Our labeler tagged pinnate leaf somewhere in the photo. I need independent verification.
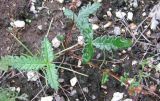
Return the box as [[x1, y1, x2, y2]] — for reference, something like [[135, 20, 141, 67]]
[[93, 36, 132, 51], [45, 64, 59, 90], [63, 8, 77, 21], [82, 42, 94, 63], [0, 55, 45, 71], [78, 2, 101, 18], [41, 37, 54, 63]]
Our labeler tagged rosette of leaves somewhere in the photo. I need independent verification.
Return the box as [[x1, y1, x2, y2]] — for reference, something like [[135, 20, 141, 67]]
[[0, 37, 59, 90], [64, 2, 132, 63]]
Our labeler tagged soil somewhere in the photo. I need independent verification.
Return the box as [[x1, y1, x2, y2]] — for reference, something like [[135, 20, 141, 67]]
[[0, 0, 160, 101]]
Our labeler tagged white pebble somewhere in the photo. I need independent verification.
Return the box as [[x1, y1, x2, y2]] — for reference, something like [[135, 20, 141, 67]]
[[56, 0, 64, 3], [114, 26, 121, 35], [132, 60, 138, 66], [111, 92, 124, 101], [107, 11, 112, 17], [127, 12, 133, 21], [77, 36, 84, 45], [77, 59, 82, 67], [52, 37, 61, 48], [82, 87, 89, 93], [37, 25, 43, 30], [124, 98, 133, 101], [92, 24, 99, 30], [70, 89, 77, 96], [115, 11, 126, 19], [150, 17, 159, 30], [122, 50, 126, 54], [11, 20, 25, 28], [27, 71, 39, 81], [133, 0, 138, 8], [40, 96, 53, 101], [142, 12, 146, 16], [30, 5, 37, 14], [70, 77, 78, 86], [92, 95, 96, 100]]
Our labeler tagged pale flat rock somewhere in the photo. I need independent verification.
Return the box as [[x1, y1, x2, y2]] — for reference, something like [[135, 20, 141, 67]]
[[111, 92, 124, 101], [40, 96, 53, 101]]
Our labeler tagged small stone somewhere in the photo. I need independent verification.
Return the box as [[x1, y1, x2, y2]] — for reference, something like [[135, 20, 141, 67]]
[[127, 47, 132, 51], [92, 24, 99, 30], [146, 30, 151, 37], [52, 37, 61, 48], [96, 53, 101, 59], [151, 17, 159, 30], [127, 12, 133, 21], [78, 36, 84, 45], [111, 92, 124, 101], [91, 95, 96, 100], [93, 0, 103, 3], [107, 11, 112, 17], [27, 71, 39, 81], [122, 50, 126, 54], [115, 11, 126, 19], [124, 98, 133, 101], [101, 85, 107, 89], [132, 60, 138, 66], [70, 89, 77, 96], [142, 12, 146, 16], [73, 0, 81, 7], [11, 20, 25, 28], [97, 0, 103, 2], [129, 23, 137, 30], [121, 28, 126, 33], [82, 87, 89, 93], [103, 21, 112, 28], [40, 96, 53, 101], [112, 64, 116, 67], [70, 77, 78, 86], [30, 4, 37, 14], [37, 25, 43, 30], [132, 0, 138, 8], [58, 78, 64, 83], [77, 59, 82, 67], [56, 0, 64, 3], [114, 26, 121, 35], [16, 87, 21, 93]]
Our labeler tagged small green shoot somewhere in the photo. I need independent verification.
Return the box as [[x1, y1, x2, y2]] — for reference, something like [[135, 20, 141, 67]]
[[64, 2, 132, 63], [0, 37, 59, 90]]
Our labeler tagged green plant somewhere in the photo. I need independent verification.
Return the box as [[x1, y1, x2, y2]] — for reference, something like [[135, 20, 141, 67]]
[[64, 2, 132, 63], [0, 37, 59, 90], [0, 2, 132, 92], [101, 71, 109, 85], [0, 87, 28, 101], [0, 87, 18, 101]]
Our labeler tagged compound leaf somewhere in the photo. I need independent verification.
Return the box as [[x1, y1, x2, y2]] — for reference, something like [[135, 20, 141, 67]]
[[77, 18, 93, 41], [93, 36, 132, 51], [78, 2, 101, 19], [82, 42, 94, 64], [101, 72, 109, 85], [63, 8, 78, 21], [41, 37, 54, 63], [45, 64, 59, 90], [0, 55, 45, 71]]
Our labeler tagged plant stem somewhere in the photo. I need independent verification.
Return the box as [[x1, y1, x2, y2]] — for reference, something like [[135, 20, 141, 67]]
[[55, 43, 79, 56], [9, 32, 33, 56], [57, 66, 88, 77], [46, 17, 54, 37]]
